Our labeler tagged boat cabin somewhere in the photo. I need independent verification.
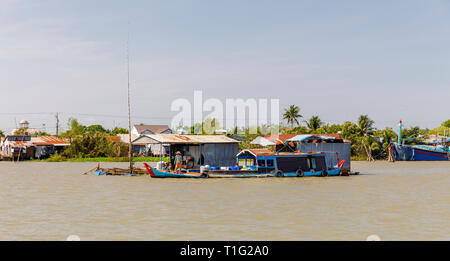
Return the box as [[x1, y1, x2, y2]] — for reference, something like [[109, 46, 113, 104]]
[[236, 149, 330, 177]]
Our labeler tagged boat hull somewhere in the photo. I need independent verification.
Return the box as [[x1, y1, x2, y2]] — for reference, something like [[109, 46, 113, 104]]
[[143, 163, 205, 178], [392, 143, 449, 161], [278, 164, 343, 177]]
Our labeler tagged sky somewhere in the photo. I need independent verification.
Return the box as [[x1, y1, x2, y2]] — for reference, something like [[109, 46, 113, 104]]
[[1, 0, 449, 134]]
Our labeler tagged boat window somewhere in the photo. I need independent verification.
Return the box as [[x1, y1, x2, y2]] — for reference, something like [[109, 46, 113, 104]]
[[275, 156, 310, 173], [266, 159, 274, 167], [257, 159, 266, 166], [314, 156, 327, 171]]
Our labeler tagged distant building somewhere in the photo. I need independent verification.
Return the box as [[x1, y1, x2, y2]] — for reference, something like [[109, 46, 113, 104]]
[[1, 135, 70, 160], [10, 120, 40, 136], [0, 135, 34, 160], [133, 134, 240, 168], [131, 125, 172, 136], [31, 136, 70, 159]]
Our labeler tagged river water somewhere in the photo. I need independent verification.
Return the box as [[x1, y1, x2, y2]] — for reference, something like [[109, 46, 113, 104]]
[[0, 161, 448, 241]]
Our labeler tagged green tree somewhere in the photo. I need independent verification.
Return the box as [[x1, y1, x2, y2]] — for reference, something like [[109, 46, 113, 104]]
[[86, 124, 109, 134], [0, 130, 4, 137], [111, 127, 129, 135], [442, 120, 450, 128], [282, 105, 302, 128], [60, 118, 86, 139], [304, 116, 324, 132]]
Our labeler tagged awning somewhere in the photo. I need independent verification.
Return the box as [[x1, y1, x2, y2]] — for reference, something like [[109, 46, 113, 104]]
[[250, 136, 276, 146], [285, 135, 323, 143]]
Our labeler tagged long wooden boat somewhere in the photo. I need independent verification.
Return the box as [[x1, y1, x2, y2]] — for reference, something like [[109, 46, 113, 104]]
[[143, 163, 206, 178], [84, 165, 148, 176]]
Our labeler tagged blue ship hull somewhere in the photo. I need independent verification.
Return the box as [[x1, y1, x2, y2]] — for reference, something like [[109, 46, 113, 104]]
[[392, 143, 449, 161]]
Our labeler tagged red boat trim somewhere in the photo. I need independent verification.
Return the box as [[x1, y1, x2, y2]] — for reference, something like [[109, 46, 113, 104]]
[[143, 163, 156, 177], [414, 149, 448, 158]]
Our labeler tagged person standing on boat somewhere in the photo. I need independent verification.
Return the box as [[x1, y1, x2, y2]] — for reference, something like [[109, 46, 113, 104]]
[[174, 151, 182, 174]]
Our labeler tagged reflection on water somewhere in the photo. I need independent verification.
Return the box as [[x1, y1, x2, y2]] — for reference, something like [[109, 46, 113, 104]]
[[0, 161, 449, 240]]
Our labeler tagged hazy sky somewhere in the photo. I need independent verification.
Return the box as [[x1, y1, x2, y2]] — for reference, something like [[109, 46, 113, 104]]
[[1, 0, 449, 134]]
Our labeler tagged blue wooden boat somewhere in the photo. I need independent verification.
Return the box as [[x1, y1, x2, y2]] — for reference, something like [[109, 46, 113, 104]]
[[391, 120, 449, 161], [236, 149, 345, 177], [143, 149, 345, 178], [391, 143, 449, 161], [143, 163, 207, 178], [143, 163, 275, 178]]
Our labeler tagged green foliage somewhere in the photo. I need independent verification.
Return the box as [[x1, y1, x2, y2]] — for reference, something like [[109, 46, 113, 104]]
[[0, 129, 4, 137], [304, 116, 324, 132], [45, 152, 65, 162], [61, 134, 128, 158], [39, 132, 52, 136], [285, 126, 309, 134], [111, 127, 129, 135], [86, 124, 109, 134], [60, 118, 86, 138]]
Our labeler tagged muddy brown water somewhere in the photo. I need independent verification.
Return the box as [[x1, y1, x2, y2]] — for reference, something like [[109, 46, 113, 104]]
[[0, 161, 448, 240]]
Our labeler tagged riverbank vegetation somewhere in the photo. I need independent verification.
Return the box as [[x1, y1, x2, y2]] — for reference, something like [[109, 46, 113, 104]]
[[1, 109, 448, 162]]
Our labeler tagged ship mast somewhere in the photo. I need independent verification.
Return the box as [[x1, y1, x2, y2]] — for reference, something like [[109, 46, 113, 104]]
[[127, 34, 133, 174]]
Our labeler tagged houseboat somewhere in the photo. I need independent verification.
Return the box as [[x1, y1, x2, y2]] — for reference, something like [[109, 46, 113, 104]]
[[235, 149, 345, 177], [142, 148, 345, 178]]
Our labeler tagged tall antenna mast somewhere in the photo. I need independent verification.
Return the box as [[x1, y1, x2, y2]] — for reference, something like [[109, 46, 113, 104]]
[[127, 31, 133, 174]]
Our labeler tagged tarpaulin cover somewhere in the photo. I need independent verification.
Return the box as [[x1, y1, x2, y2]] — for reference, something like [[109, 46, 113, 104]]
[[392, 143, 414, 161], [204, 143, 239, 167], [296, 143, 351, 171]]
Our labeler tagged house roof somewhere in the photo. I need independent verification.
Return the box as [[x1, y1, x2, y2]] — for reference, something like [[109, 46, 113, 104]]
[[237, 149, 273, 158], [136, 134, 239, 144], [285, 135, 323, 143], [250, 136, 276, 146], [31, 136, 70, 146], [134, 125, 171, 134], [263, 134, 299, 145], [264, 133, 349, 144]]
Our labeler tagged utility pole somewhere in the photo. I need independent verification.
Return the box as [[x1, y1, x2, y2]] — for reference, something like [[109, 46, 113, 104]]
[[55, 112, 59, 137]]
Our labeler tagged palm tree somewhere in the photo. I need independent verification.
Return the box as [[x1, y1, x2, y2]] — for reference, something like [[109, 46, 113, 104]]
[[283, 105, 302, 128], [356, 115, 375, 136], [304, 116, 324, 132], [356, 115, 376, 161]]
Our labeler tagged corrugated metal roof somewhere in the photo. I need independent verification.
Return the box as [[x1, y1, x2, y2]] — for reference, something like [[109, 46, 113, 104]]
[[264, 133, 350, 144], [250, 136, 276, 146], [141, 134, 239, 144], [263, 134, 298, 145], [285, 135, 323, 142], [31, 136, 70, 146]]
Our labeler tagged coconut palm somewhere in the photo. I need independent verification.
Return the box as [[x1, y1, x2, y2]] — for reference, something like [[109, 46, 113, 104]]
[[304, 116, 324, 132], [356, 115, 375, 136], [282, 105, 302, 128]]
